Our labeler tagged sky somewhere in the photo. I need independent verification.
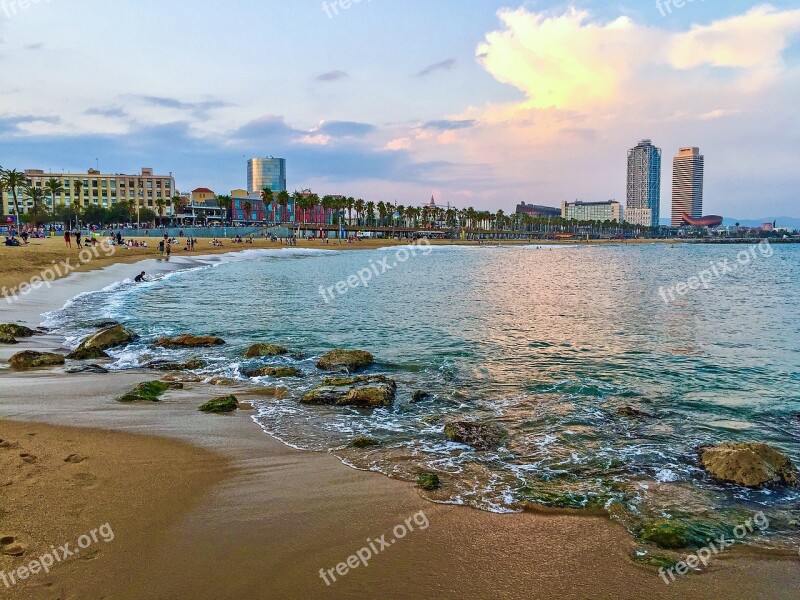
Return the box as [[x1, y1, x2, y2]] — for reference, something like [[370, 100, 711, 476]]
[[0, 0, 798, 219]]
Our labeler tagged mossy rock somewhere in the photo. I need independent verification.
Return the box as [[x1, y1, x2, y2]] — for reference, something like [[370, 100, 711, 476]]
[[149, 359, 207, 371], [66, 347, 110, 360], [700, 442, 798, 488], [301, 376, 396, 408], [639, 520, 690, 550], [350, 436, 379, 449], [443, 421, 507, 451], [0, 324, 36, 338], [0, 333, 18, 344], [316, 349, 374, 372], [9, 351, 65, 370], [632, 551, 680, 570], [118, 381, 183, 403], [244, 366, 302, 378], [243, 343, 289, 358], [411, 390, 432, 403], [74, 324, 137, 353], [199, 395, 239, 413], [155, 335, 225, 348], [417, 472, 441, 490]]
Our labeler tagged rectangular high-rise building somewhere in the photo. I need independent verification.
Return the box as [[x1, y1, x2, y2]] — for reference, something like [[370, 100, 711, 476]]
[[247, 157, 287, 195], [626, 139, 661, 227], [671, 147, 704, 227]]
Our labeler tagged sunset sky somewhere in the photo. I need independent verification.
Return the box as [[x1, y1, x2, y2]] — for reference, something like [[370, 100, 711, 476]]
[[1, 0, 798, 219]]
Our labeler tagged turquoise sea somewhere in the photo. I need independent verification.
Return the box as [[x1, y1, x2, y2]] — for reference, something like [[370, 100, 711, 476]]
[[45, 243, 800, 550]]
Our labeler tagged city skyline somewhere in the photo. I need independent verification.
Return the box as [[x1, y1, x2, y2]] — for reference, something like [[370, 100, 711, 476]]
[[0, 1, 798, 218]]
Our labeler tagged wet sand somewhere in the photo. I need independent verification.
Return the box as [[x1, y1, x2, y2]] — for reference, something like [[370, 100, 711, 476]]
[[0, 249, 798, 599]]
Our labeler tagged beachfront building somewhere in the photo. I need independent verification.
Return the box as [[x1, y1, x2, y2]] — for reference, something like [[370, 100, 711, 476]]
[[671, 147, 704, 227], [515, 202, 561, 219], [1, 167, 176, 216], [230, 190, 296, 224], [247, 157, 287, 195], [626, 139, 661, 227], [561, 200, 624, 223]]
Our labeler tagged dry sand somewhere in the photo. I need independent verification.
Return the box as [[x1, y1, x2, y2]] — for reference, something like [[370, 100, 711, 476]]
[[0, 241, 797, 599]]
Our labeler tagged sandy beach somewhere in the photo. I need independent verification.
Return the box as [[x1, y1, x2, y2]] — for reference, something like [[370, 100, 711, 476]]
[[0, 246, 798, 599]]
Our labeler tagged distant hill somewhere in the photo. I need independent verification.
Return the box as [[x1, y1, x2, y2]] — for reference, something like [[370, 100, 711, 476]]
[[659, 217, 800, 229]]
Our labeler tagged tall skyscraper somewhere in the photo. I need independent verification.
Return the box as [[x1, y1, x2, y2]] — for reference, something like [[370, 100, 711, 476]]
[[671, 147, 704, 227], [626, 139, 661, 228], [247, 157, 287, 195]]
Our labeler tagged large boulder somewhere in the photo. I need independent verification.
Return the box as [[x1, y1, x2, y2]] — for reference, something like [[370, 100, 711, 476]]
[[9, 351, 65, 370], [244, 366, 303, 378], [198, 395, 239, 413], [243, 343, 289, 358], [155, 335, 225, 348], [66, 347, 110, 360], [443, 421, 507, 451], [73, 324, 136, 354], [700, 442, 798, 488], [301, 375, 396, 408], [316, 349, 374, 372], [148, 359, 207, 371], [118, 381, 183, 403], [0, 324, 36, 338]]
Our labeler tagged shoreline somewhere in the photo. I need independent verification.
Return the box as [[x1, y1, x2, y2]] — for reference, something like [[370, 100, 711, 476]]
[[1, 244, 799, 598]]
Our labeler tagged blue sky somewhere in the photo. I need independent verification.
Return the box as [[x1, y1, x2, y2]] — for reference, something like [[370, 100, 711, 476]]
[[0, 0, 798, 219]]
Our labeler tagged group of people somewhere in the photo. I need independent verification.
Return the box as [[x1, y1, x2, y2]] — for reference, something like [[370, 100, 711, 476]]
[[230, 236, 254, 245]]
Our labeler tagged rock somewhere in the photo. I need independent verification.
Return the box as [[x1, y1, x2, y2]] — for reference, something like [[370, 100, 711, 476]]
[[8, 351, 65, 370], [243, 343, 289, 358], [148, 359, 207, 371], [417, 472, 441, 490], [639, 520, 690, 550], [66, 347, 110, 360], [443, 421, 507, 451], [249, 386, 288, 398], [350, 436, 379, 448], [74, 324, 137, 354], [155, 335, 225, 348], [0, 324, 36, 338], [301, 375, 396, 408], [617, 406, 653, 419], [198, 395, 239, 413], [118, 381, 183, 403], [700, 442, 798, 488], [66, 364, 110, 374], [244, 366, 303, 378], [0, 333, 18, 344], [316, 349, 374, 372], [92, 320, 120, 329], [411, 390, 432, 403], [206, 377, 236, 386]]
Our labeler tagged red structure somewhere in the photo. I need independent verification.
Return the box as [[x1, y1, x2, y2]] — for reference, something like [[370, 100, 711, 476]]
[[681, 213, 723, 227]]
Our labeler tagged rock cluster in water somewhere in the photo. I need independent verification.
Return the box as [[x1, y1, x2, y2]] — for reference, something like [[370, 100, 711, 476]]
[[302, 375, 396, 408], [316, 349, 374, 372], [443, 421, 507, 451], [155, 335, 226, 348]]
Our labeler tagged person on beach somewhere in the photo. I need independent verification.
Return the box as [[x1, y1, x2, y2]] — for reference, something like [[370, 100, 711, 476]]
[[64, 230, 71, 248], [166, 242, 172, 258], [158, 240, 165, 256], [134, 271, 146, 282], [75, 230, 82, 248]]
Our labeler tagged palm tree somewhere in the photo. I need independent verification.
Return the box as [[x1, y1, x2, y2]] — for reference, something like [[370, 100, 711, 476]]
[[243, 201, 252, 224], [354, 199, 365, 226], [155, 198, 166, 226], [276, 190, 290, 224], [260, 187, 273, 224], [25, 185, 47, 225], [366, 201, 376, 227], [44, 177, 65, 215], [72, 179, 83, 228], [0, 168, 28, 225], [216, 195, 233, 225], [307, 193, 320, 225]]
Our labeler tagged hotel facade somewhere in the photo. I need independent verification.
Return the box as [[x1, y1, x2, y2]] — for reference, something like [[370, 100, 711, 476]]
[[247, 157, 287, 195], [626, 139, 661, 228], [1, 167, 176, 216], [671, 147, 704, 227], [562, 200, 624, 223]]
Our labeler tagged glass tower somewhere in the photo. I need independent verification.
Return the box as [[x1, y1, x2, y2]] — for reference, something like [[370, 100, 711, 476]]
[[626, 139, 661, 228], [247, 157, 287, 194]]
